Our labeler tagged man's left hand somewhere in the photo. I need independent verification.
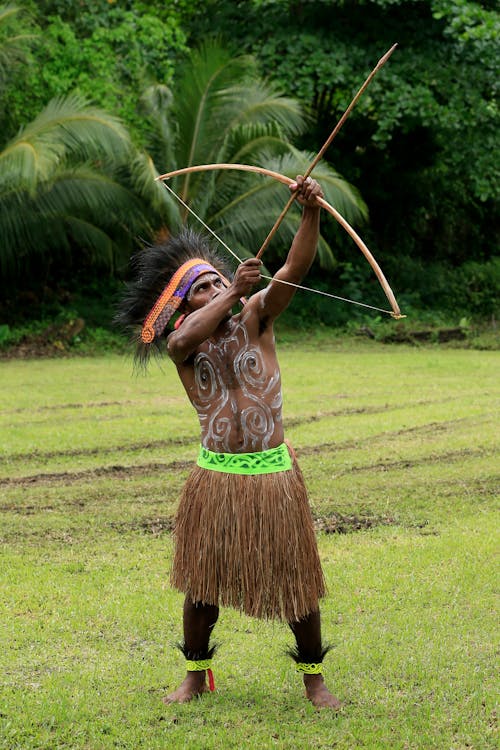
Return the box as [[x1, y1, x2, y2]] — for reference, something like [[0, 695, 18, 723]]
[[289, 175, 324, 206]]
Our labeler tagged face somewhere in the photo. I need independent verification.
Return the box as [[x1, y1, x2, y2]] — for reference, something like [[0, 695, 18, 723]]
[[185, 272, 225, 312]]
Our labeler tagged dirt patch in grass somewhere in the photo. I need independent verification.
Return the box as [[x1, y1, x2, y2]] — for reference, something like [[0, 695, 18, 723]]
[[315, 513, 397, 533], [299, 418, 471, 456], [302, 445, 490, 474], [6, 437, 196, 464], [4, 414, 471, 467], [112, 513, 396, 537], [0, 460, 192, 487], [0, 503, 57, 514], [1, 399, 136, 415], [2, 445, 492, 489], [110, 516, 175, 536], [285, 394, 472, 429], [343, 447, 489, 475]]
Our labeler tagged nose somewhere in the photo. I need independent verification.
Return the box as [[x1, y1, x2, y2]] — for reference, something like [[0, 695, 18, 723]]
[[210, 283, 221, 299]]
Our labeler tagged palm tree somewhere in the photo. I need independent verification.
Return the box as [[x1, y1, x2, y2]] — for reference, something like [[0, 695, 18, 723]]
[[0, 93, 161, 280], [0, 3, 34, 94], [141, 40, 367, 270], [0, 4, 169, 284], [0, 23, 366, 289]]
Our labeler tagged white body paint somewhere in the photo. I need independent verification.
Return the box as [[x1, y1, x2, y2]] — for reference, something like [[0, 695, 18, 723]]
[[191, 318, 282, 452]]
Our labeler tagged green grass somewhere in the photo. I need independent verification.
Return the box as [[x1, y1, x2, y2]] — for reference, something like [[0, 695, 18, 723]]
[[0, 339, 498, 749]]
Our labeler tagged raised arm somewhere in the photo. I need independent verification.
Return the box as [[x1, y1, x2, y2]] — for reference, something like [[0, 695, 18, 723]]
[[256, 175, 323, 321]]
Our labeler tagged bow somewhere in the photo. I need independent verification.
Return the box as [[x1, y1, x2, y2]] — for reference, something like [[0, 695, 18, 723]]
[[156, 162, 404, 319], [155, 44, 404, 318]]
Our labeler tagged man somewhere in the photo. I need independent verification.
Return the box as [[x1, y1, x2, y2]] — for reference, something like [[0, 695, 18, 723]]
[[117, 175, 340, 709]]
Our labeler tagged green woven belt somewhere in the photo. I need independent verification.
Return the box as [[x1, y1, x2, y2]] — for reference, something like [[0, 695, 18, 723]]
[[197, 443, 292, 475]]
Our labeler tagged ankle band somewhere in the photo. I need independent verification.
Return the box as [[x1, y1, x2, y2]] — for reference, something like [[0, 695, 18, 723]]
[[185, 659, 215, 691], [185, 659, 212, 671], [295, 662, 323, 674]]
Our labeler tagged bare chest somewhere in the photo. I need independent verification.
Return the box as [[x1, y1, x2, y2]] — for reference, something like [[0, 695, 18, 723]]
[[185, 320, 283, 452], [193, 321, 279, 398]]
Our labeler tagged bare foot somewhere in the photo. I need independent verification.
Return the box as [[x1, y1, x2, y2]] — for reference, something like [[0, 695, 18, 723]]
[[303, 674, 342, 710], [162, 672, 209, 704]]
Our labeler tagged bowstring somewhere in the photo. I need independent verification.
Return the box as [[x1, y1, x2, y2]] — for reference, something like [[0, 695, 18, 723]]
[[160, 180, 394, 317]]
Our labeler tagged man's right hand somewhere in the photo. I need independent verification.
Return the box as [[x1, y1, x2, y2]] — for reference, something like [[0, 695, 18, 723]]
[[231, 258, 262, 297]]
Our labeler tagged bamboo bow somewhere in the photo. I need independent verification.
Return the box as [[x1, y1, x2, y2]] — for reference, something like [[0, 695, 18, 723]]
[[156, 162, 404, 319], [156, 44, 405, 319]]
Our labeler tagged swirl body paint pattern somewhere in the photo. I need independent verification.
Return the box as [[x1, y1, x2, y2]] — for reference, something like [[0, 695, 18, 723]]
[[192, 319, 282, 453]]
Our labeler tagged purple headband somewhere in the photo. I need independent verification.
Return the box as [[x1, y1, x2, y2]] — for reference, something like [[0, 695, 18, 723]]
[[141, 259, 230, 343]]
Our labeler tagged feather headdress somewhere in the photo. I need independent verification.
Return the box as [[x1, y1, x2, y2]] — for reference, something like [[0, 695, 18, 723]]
[[115, 229, 233, 368]]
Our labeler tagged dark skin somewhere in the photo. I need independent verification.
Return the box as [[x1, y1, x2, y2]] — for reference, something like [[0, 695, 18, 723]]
[[164, 176, 341, 710]]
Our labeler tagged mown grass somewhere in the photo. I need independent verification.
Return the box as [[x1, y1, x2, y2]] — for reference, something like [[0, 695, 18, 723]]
[[0, 339, 498, 749]]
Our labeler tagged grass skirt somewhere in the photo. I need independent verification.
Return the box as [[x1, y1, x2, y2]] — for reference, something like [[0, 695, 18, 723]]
[[171, 450, 325, 621]]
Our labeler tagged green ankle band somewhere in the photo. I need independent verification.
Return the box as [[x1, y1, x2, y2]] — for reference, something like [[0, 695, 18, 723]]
[[185, 658, 216, 692], [296, 662, 323, 674], [185, 659, 212, 672]]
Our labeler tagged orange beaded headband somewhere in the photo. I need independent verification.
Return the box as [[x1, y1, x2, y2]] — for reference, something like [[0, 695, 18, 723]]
[[141, 258, 230, 343]]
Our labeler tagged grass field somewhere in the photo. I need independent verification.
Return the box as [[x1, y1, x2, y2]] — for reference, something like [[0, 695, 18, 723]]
[[0, 339, 498, 749]]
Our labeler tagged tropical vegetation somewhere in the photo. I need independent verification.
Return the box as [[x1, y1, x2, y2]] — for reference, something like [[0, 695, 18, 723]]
[[0, 0, 498, 336], [0, 5, 364, 300]]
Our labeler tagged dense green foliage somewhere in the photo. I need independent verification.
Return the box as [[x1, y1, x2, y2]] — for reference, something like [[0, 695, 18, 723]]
[[2, 1, 188, 138], [0, 0, 498, 329], [188, 0, 499, 316], [142, 40, 366, 268], [0, 92, 146, 274], [0, 3, 172, 293], [0, 8, 364, 321]]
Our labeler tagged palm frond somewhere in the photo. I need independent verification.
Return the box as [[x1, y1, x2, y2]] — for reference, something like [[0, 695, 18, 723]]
[[129, 151, 182, 231], [173, 41, 258, 187], [273, 148, 368, 224], [0, 3, 21, 24], [0, 31, 35, 81], [37, 169, 141, 223], [217, 81, 305, 141], [140, 84, 176, 168], [0, 167, 148, 274], [63, 216, 115, 268], [218, 122, 294, 165], [193, 149, 366, 270], [0, 94, 132, 187], [0, 139, 42, 194], [0, 4, 36, 93]]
